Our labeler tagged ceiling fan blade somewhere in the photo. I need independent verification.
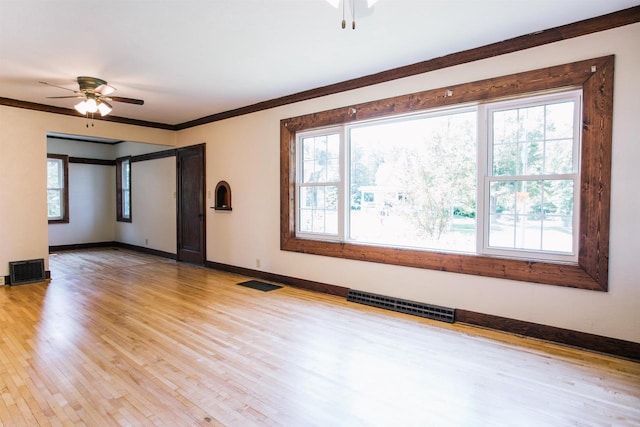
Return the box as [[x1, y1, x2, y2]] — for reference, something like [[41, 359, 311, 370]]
[[95, 83, 116, 96], [108, 96, 144, 105], [47, 95, 83, 99], [39, 81, 79, 93]]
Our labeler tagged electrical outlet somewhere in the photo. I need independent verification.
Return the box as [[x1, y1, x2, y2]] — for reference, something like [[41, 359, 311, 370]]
[[145, 238, 149, 246], [0, 276, 5, 286], [256, 259, 261, 268]]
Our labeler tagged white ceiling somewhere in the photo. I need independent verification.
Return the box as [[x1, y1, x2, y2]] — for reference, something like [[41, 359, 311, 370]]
[[0, 0, 636, 126]]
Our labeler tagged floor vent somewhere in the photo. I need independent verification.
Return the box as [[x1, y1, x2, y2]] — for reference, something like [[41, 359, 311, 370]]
[[347, 290, 455, 323], [9, 259, 45, 285]]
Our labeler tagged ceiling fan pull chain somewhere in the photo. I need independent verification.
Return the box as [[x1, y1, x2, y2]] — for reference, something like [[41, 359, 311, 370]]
[[352, 0, 356, 29], [341, 0, 346, 28]]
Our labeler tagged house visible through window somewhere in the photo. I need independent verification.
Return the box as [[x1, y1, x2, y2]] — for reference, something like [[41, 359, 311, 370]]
[[116, 157, 131, 222], [47, 154, 69, 223]]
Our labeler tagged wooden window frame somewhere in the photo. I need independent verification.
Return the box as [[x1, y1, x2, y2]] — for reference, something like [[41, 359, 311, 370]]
[[116, 156, 132, 223], [280, 56, 613, 291], [47, 154, 69, 224]]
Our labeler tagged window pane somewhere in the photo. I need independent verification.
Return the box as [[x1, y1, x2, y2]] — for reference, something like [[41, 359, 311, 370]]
[[493, 110, 519, 145], [488, 179, 573, 254], [123, 189, 131, 218], [488, 181, 515, 248], [544, 101, 576, 174], [117, 158, 132, 221], [521, 105, 545, 144], [299, 185, 338, 235], [490, 181, 545, 250], [492, 100, 575, 177], [47, 157, 64, 220], [122, 160, 131, 190], [544, 139, 573, 174], [350, 110, 477, 252], [492, 107, 545, 176], [545, 101, 575, 140], [47, 189, 61, 218], [301, 134, 340, 183], [492, 142, 517, 176], [488, 94, 577, 258], [541, 180, 574, 253], [47, 159, 61, 187]]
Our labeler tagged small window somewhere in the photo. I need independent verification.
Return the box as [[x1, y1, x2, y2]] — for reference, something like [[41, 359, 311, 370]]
[[47, 154, 69, 223], [116, 157, 131, 222]]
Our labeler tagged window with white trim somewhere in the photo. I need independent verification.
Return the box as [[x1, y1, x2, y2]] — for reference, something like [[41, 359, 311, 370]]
[[297, 130, 341, 237], [483, 91, 581, 262], [295, 90, 581, 262]]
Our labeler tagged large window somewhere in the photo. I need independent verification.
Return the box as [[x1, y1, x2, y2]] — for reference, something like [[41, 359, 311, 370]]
[[295, 91, 580, 263], [281, 57, 613, 291], [116, 157, 131, 222], [47, 154, 69, 223]]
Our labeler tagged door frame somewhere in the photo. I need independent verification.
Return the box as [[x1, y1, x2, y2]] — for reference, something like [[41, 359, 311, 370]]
[[176, 143, 206, 264]]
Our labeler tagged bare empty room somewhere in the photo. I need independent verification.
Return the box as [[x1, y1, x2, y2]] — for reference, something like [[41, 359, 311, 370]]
[[1, 1, 639, 425]]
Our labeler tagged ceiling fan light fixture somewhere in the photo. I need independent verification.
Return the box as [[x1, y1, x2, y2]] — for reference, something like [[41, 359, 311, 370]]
[[43, 76, 143, 119], [97, 100, 112, 116], [74, 100, 89, 115], [85, 97, 98, 113]]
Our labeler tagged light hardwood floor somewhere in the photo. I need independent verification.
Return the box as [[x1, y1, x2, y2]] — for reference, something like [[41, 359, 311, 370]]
[[1, 248, 638, 426]]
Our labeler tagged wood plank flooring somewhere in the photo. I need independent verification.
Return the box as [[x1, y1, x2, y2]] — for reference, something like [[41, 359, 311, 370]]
[[1, 248, 638, 426]]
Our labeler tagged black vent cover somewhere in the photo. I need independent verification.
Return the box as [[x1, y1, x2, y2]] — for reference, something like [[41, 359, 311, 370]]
[[347, 290, 455, 323], [9, 259, 45, 285]]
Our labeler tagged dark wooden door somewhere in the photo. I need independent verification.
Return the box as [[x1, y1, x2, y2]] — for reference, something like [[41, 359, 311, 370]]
[[176, 144, 205, 264]]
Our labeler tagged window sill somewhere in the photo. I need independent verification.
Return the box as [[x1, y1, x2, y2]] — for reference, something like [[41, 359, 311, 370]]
[[281, 236, 604, 291], [48, 219, 69, 224]]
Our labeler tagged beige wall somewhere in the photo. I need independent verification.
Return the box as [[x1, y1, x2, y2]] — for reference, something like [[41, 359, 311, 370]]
[[115, 157, 177, 253], [47, 138, 117, 246], [178, 23, 640, 343], [1, 24, 638, 343], [0, 108, 175, 273]]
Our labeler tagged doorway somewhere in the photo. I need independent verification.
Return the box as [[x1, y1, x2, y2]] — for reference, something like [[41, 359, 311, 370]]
[[176, 144, 206, 264]]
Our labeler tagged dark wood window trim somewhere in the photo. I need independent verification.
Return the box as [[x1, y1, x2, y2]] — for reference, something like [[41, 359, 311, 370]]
[[281, 56, 613, 291], [47, 154, 69, 224], [116, 156, 132, 223]]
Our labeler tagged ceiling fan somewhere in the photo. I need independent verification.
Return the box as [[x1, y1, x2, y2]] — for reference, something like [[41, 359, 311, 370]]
[[40, 76, 144, 117]]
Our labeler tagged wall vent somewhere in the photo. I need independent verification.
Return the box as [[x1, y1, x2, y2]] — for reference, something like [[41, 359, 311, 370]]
[[347, 290, 455, 323], [9, 259, 45, 285]]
